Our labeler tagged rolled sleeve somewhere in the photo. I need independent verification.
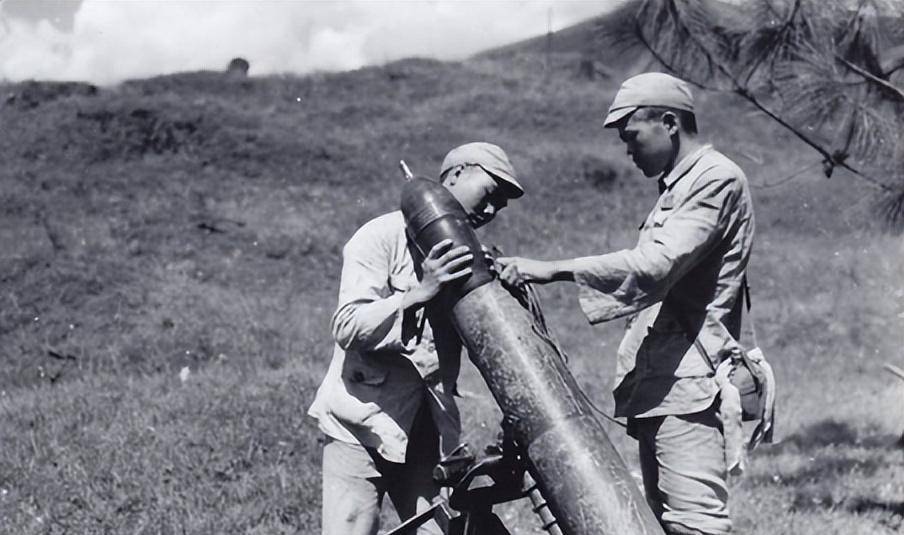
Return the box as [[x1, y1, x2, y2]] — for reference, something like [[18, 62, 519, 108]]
[[575, 173, 740, 323], [330, 228, 421, 353]]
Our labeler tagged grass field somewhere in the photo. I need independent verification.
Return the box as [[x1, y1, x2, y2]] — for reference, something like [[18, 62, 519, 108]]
[[1, 36, 902, 534]]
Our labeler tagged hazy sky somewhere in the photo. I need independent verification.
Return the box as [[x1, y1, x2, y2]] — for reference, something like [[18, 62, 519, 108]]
[[0, 0, 617, 85]]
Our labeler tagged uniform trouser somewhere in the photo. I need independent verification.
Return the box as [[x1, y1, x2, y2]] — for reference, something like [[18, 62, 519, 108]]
[[630, 403, 732, 535], [321, 405, 442, 535]]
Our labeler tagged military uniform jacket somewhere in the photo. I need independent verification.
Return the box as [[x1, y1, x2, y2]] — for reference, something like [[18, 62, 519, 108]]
[[571, 145, 755, 418], [308, 211, 461, 463]]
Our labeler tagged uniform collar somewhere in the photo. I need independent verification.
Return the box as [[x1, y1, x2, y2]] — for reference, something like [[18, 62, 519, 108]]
[[658, 144, 713, 193]]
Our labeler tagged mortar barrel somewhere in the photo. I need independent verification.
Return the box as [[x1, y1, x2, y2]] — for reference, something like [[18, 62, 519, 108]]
[[401, 178, 663, 534]]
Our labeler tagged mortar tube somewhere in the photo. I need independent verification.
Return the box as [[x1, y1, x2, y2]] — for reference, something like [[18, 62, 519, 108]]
[[401, 178, 663, 535]]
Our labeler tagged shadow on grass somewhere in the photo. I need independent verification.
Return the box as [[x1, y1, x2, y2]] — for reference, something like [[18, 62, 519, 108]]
[[847, 498, 904, 533], [763, 418, 900, 452], [787, 495, 904, 531], [849, 499, 904, 532], [748, 419, 897, 487], [754, 456, 883, 488], [744, 419, 904, 530], [849, 498, 904, 517]]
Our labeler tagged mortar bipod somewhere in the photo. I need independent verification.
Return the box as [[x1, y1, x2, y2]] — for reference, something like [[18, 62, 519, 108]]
[[384, 416, 563, 535]]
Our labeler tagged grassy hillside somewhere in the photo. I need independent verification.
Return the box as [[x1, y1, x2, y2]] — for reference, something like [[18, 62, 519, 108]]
[[1, 40, 902, 535]]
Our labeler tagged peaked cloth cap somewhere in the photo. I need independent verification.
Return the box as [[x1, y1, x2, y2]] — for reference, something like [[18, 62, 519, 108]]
[[604, 72, 695, 127], [440, 142, 524, 198]]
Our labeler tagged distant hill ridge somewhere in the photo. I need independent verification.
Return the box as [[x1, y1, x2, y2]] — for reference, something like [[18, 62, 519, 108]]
[[478, 0, 904, 80], [475, 8, 654, 77]]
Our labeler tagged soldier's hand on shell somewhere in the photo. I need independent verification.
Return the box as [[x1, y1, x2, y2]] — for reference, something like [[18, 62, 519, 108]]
[[417, 239, 473, 301]]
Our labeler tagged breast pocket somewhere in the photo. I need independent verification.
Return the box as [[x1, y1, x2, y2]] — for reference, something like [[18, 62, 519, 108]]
[[651, 193, 675, 228], [652, 206, 673, 228]]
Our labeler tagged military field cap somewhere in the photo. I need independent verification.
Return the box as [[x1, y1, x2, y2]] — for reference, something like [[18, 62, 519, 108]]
[[603, 72, 695, 128], [440, 142, 524, 198]]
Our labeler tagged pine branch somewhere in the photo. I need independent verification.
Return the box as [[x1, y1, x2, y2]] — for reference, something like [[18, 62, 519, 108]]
[[836, 54, 904, 100], [741, 0, 802, 87], [633, 0, 897, 192], [631, 13, 719, 91]]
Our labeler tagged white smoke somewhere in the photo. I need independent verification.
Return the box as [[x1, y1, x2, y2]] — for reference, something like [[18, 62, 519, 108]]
[[0, 0, 614, 85]]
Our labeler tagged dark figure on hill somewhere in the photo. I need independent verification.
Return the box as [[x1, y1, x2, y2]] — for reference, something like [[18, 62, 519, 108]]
[[497, 72, 757, 535], [308, 142, 523, 535]]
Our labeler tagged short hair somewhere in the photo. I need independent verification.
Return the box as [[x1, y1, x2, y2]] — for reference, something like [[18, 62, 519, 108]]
[[632, 106, 698, 135]]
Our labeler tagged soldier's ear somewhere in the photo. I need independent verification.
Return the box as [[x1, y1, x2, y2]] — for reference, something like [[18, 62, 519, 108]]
[[661, 111, 679, 135], [443, 165, 464, 186]]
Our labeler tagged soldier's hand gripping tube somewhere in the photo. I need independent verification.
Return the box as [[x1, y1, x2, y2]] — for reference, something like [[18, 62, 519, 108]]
[[401, 178, 664, 535], [401, 177, 494, 304]]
